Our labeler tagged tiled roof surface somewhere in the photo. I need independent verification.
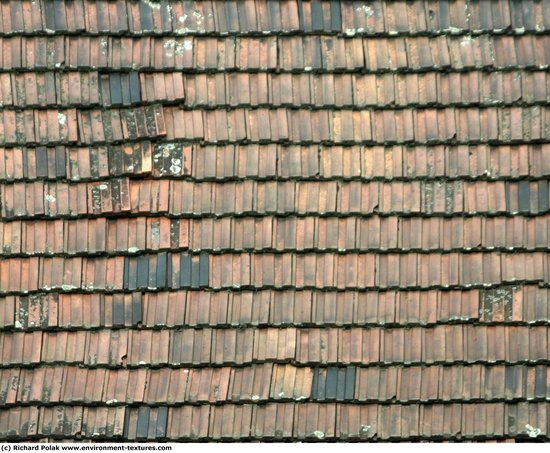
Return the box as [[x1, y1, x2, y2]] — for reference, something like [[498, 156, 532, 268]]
[[1, 0, 550, 442]]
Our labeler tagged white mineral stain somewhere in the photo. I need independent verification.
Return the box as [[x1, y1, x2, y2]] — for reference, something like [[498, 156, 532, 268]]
[[356, 5, 374, 16], [525, 424, 542, 438], [142, 0, 161, 9]]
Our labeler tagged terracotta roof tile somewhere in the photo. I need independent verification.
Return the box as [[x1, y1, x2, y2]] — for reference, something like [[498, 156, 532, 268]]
[[2, 0, 550, 442]]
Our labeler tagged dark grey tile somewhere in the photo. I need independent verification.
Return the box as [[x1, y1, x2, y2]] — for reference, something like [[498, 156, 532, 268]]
[[136, 254, 149, 289], [330, 0, 342, 31], [180, 254, 192, 287], [129, 72, 141, 104], [199, 253, 209, 287], [112, 294, 125, 326], [156, 252, 168, 289], [311, 0, 324, 31], [538, 181, 549, 212], [518, 181, 531, 213], [136, 407, 150, 439], [109, 73, 123, 106], [156, 407, 168, 438]]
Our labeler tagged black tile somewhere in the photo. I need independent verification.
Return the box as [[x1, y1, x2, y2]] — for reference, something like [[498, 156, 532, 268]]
[[336, 367, 347, 400], [126, 257, 137, 291], [535, 366, 547, 398], [129, 72, 141, 104], [109, 73, 123, 106], [123, 259, 132, 294], [330, 0, 342, 32], [438, 0, 450, 29], [156, 407, 168, 438], [344, 366, 356, 400], [35, 147, 49, 178], [518, 181, 531, 213], [131, 293, 142, 325], [137, 255, 149, 289], [55, 146, 66, 178], [156, 252, 168, 289], [43, 0, 56, 30], [180, 254, 192, 287], [224, 0, 239, 31], [538, 181, 549, 212], [297, 0, 305, 31], [139, 1, 154, 31], [325, 367, 338, 399], [166, 253, 173, 288], [136, 407, 150, 439], [199, 253, 209, 287], [311, 0, 324, 31], [53, 0, 67, 30], [112, 294, 125, 326]]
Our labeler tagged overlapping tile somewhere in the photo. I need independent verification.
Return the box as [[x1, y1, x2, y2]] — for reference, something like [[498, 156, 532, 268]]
[[1, 0, 550, 443]]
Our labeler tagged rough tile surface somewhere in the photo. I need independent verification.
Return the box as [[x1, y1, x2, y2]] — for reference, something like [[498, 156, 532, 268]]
[[1, 0, 550, 442]]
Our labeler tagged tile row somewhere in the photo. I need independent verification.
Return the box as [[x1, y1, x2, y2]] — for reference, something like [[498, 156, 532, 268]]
[[1, 106, 548, 146], [0, 72, 187, 108], [2, 402, 550, 441], [126, 402, 550, 440], [4, 178, 550, 219], [0, 405, 124, 440], [3, 285, 539, 330], [3, 284, 549, 329], [2, 324, 550, 366], [0, 142, 155, 181], [0, 106, 166, 146], [0, 253, 207, 293], [1, 35, 549, 71], [2, 363, 550, 407], [0, 251, 548, 294], [4, 143, 550, 183], [181, 70, 550, 108], [1, 0, 548, 36], [4, 70, 550, 109], [162, 106, 550, 144], [4, 214, 550, 257]]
